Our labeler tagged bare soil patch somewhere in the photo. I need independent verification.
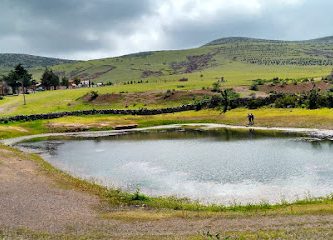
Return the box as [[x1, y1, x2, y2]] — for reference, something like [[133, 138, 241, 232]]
[[259, 81, 332, 94], [85, 90, 216, 107], [0, 146, 101, 233]]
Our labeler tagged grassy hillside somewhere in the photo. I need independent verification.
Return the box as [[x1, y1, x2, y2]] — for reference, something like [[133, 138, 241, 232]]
[[1, 36, 333, 117], [46, 36, 333, 84], [0, 53, 77, 77], [2, 37, 333, 86]]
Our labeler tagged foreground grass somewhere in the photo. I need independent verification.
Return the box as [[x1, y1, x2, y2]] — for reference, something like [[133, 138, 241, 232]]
[[1, 108, 333, 140], [2, 227, 333, 240]]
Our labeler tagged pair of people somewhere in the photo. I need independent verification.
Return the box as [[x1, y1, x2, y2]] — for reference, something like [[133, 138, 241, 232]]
[[247, 113, 255, 125]]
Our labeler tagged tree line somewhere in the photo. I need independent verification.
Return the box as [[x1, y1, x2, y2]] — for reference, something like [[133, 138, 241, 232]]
[[0, 64, 76, 95]]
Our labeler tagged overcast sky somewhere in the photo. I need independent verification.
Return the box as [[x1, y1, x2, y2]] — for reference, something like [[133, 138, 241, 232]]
[[0, 0, 332, 60]]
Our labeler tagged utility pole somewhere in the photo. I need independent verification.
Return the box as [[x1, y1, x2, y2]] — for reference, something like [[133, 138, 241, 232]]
[[18, 79, 26, 105]]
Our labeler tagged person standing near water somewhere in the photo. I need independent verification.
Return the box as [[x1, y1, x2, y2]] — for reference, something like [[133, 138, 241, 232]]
[[247, 113, 255, 125], [250, 113, 255, 125]]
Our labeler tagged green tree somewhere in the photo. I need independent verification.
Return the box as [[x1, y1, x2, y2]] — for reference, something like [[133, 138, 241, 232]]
[[221, 89, 230, 113], [3, 64, 32, 94], [73, 77, 81, 85], [220, 88, 239, 113], [308, 89, 319, 109], [61, 76, 69, 88], [41, 68, 60, 90]]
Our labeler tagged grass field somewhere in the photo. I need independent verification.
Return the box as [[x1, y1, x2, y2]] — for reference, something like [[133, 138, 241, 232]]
[[2, 37, 333, 86], [2, 36, 333, 118], [1, 108, 333, 140]]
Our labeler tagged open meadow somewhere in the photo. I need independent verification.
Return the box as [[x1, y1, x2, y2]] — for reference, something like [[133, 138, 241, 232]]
[[2, 31, 333, 239]]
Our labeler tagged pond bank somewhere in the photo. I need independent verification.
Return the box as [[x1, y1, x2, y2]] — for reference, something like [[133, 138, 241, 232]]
[[2, 123, 333, 146], [2, 133, 333, 239]]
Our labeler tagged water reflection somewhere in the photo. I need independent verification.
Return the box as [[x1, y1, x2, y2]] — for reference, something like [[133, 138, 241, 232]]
[[18, 129, 333, 205]]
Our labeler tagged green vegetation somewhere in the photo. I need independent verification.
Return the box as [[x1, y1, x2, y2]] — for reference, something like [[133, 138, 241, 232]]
[[40, 68, 60, 90], [0, 53, 75, 68], [2, 36, 333, 240], [2, 37, 333, 87], [2, 108, 333, 140], [2, 64, 32, 94], [1, 37, 333, 118], [2, 227, 333, 239]]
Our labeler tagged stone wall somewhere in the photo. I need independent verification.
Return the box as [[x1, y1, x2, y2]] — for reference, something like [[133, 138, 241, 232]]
[[0, 95, 283, 123]]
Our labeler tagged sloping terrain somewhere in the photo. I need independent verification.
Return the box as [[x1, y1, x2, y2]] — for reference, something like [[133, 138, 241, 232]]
[[48, 36, 333, 84], [0, 53, 77, 78], [1, 37, 333, 85], [0, 53, 75, 68]]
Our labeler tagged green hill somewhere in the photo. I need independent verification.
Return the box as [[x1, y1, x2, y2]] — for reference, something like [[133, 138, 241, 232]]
[[0, 53, 77, 77], [0, 53, 76, 68], [49, 36, 333, 84], [1, 36, 333, 117], [1, 36, 333, 85]]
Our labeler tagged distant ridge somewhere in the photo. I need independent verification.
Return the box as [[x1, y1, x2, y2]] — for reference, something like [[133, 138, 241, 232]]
[[1, 35, 333, 83], [0, 53, 77, 68], [204, 36, 333, 46]]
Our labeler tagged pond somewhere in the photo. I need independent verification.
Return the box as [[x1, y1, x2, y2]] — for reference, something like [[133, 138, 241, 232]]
[[18, 129, 333, 205]]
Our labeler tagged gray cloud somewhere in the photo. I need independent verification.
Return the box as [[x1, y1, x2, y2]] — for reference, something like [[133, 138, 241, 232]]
[[0, 0, 332, 60]]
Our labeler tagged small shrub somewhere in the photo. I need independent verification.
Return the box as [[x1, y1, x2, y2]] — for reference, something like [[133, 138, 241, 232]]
[[249, 84, 258, 91], [106, 81, 113, 86], [275, 95, 298, 108], [178, 77, 188, 82], [209, 95, 222, 108], [131, 188, 149, 201], [253, 79, 265, 85], [211, 81, 221, 92], [308, 89, 319, 109], [164, 89, 173, 99], [88, 91, 99, 101]]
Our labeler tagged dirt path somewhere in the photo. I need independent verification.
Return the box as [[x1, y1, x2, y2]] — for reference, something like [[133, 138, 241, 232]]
[[1, 129, 333, 238], [0, 147, 103, 233]]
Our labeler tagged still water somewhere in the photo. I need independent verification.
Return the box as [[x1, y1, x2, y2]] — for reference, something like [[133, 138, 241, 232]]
[[18, 129, 333, 205]]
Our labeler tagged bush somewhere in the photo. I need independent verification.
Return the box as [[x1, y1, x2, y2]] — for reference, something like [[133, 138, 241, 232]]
[[253, 79, 265, 85], [88, 91, 99, 101], [327, 94, 333, 108], [194, 96, 210, 110], [164, 89, 173, 99], [208, 95, 222, 108], [308, 89, 319, 109], [250, 84, 258, 91], [275, 95, 298, 108], [211, 81, 221, 92], [131, 188, 149, 201]]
